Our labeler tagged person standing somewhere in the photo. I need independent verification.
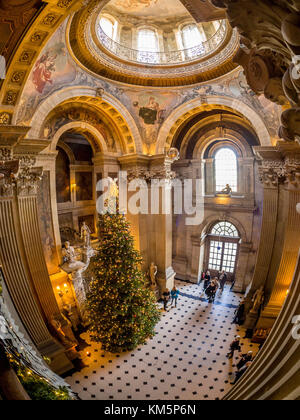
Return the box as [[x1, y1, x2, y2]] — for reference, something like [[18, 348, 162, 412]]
[[205, 278, 219, 303], [232, 300, 246, 325], [203, 270, 211, 290], [219, 270, 227, 292], [171, 286, 179, 308], [227, 336, 242, 359], [162, 288, 170, 312]]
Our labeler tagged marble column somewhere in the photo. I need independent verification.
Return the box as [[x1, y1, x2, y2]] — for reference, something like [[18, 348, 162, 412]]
[[256, 150, 300, 329], [243, 148, 282, 326], [0, 138, 73, 374], [224, 248, 300, 400], [233, 242, 253, 293], [204, 158, 214, 195], [119, 154, 176, 296]]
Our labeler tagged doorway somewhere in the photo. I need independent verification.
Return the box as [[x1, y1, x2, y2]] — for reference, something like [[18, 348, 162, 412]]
[[207, 221, 240, 282]]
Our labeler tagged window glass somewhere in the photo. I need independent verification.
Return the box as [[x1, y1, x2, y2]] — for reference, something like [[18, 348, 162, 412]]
[[211, 221, 239, 237], [215, 148, 238, 192], [137, 28, 159, 52], [182, 24, 203, 49], [100, 17, 114, 38]]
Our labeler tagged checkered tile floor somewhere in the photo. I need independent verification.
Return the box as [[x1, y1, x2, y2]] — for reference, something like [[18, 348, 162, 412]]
[[65, 280, 259, 400]]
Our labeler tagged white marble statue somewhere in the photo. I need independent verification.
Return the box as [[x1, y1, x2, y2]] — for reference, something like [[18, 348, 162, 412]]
[[80, 221, 91, 249], [62, 241, 86, 274]]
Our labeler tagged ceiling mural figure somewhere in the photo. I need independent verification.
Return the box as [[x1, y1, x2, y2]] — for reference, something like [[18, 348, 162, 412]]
[[114, 0, 157, 8]]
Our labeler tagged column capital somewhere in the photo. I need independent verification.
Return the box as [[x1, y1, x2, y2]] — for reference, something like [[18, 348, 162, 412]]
[[254, 144, 300, 189], [119, 154, 177, 182], [0, 146, 46, 197], [283, 156, 300, 190], [254, 146, 286, 188]]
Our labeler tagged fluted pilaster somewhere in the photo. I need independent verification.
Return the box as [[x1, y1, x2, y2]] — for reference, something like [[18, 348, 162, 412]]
[[0, 138, 73, 374], [243, 148, 282, 318], [224, 249, 300, 400], [18, 195, 62, 322]]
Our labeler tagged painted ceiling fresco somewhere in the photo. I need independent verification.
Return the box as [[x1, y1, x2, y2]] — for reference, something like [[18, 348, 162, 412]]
[[16, 19, 282, 152], [107, 0, 190, 19]]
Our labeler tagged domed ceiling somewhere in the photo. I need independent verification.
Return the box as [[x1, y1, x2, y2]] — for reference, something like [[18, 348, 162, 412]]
[[106, 0, 190, 19], [68, 0, 239, 87]]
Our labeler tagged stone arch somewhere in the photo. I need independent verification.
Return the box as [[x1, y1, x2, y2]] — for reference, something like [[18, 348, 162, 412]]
[[57, 140, 76, 165], [198, 213, 248, 243], [195, 133, 246, 160], [185, 126, 253, 160], [186, 214, 249, 284], [51, 122, 109, 155], [22, 86, 143, 155], [156, 96, 271, 154]]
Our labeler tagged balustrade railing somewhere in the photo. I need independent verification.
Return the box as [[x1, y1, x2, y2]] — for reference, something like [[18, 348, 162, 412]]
[[97, 21, 227, 65]]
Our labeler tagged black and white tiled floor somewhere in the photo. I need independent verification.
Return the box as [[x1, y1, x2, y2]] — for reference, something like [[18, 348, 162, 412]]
[[66, 280, 259, 400]]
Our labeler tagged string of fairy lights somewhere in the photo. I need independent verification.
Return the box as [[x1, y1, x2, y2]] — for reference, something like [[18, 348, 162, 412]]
[[0, 270, 77, 400]]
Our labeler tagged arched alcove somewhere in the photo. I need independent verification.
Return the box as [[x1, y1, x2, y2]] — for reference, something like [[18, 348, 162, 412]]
[[20, 86, 143, 155], [156, 97, 271, 154]]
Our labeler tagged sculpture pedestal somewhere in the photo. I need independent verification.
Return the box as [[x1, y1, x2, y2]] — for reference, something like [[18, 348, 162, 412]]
[[157, 267, 176, 299], [243, 310, 259, 330], [61, 245, 95, 327], [150, 285, 160, 301], [70, 270, 89, 326]]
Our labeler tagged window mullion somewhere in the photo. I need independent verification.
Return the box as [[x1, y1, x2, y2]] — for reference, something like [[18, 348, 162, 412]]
[[220, 241, 225, 271]]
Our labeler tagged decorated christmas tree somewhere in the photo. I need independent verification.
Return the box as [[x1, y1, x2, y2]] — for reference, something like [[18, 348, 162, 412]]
[[86, 197, 161, 353]]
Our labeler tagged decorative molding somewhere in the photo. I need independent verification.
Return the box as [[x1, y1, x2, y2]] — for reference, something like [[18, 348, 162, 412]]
[[67, 0, 239, 87], [210, 0, 300, 144], [0, 0, 86, 116]]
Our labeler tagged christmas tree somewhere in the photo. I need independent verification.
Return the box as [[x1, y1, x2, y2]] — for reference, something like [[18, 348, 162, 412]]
[[86, 210, 161, 353]]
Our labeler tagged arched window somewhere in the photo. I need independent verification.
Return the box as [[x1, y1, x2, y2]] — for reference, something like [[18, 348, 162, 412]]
[[181, 24, 203, 49], [100, 16, 115, 38], [211, 221, 239, 237], [215, 148, 238, 192], [137, 28, 159, 52], [137, 28, 159, 63], [208, 221, 239, 275]]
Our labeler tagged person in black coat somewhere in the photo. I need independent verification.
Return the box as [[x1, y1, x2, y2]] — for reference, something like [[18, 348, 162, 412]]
[[230, 361, 252, 385], [232, 300, 246, 325], [162, 288, 170, 311], [205, 278, 219, 303], [227, 336, 241, 359], [236, 351, 253, 370], [219, 270, 227, 292], [203, 270, 211, 290]]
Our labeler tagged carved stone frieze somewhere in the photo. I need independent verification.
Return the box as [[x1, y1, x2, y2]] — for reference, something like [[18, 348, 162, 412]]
[[258, 155, 300, 189], [127, 166, 177, 183], [0, 148, 43, 197], [258, 161, 286, 188]]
